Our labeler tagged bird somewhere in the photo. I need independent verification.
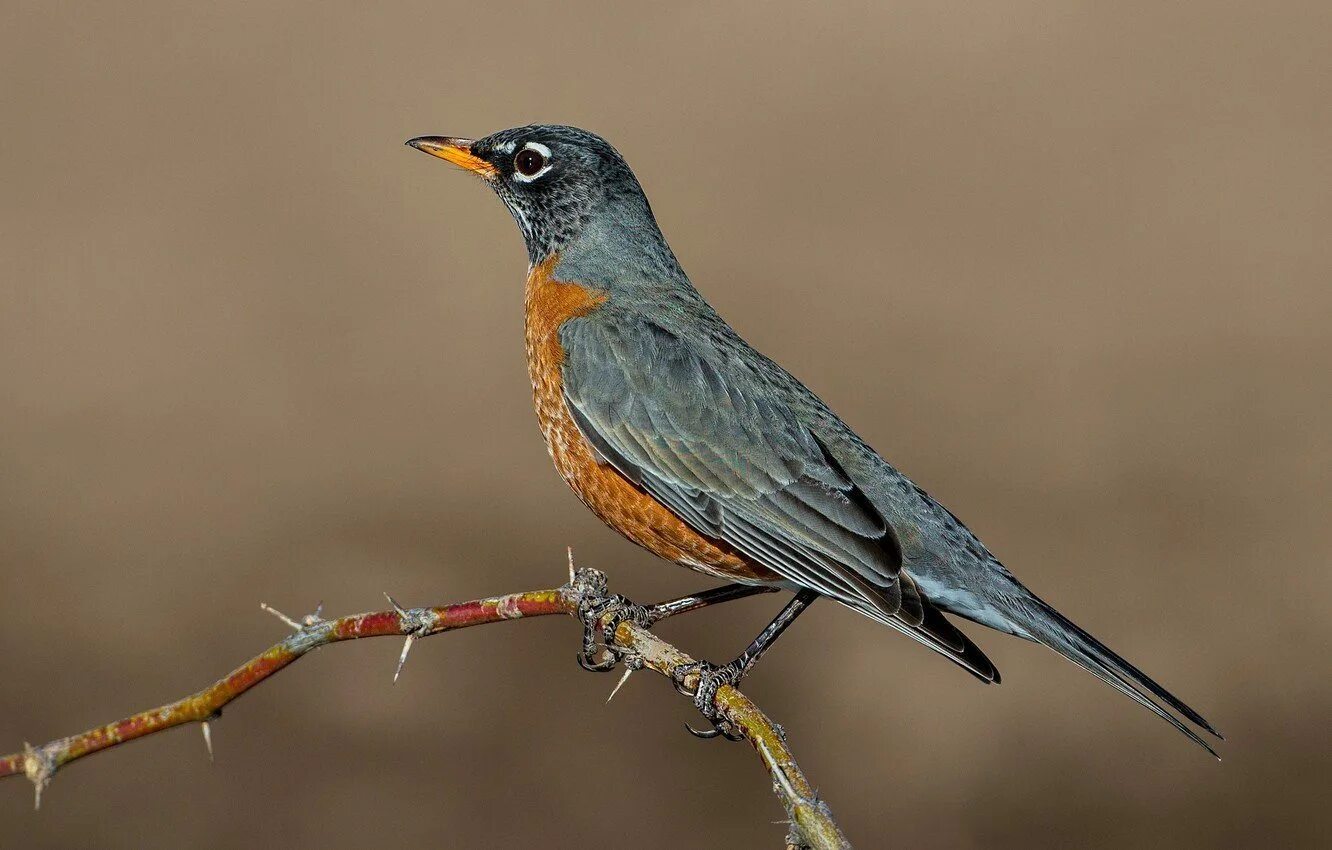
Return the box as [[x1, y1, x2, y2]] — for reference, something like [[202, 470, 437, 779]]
[[406, 124, 1221, 754]]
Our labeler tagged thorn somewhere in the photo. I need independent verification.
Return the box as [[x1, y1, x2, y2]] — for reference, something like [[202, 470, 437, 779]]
[[607, 667, 634, 703], [304, 601, 324, 627], [393, 634, 415, 684], [259, 602, 303, 632], [567, 546, 576, 584], [22, 742, 54, 811], [201, 721, 214, 763], [383, 593, 431, 682]]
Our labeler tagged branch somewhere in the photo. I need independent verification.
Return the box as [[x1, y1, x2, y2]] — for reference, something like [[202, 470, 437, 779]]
[[0, 564, 850, 849]]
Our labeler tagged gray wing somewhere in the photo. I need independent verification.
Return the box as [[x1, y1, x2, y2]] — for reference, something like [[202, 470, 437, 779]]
[[560, 316, 914, 622]]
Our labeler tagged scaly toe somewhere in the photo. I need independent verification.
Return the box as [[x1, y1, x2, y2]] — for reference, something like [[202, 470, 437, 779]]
[[674, 660, 744, 742]]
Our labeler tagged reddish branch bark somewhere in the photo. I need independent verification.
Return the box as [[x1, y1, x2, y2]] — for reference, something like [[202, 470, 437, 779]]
[[0, 566, 849, 849]]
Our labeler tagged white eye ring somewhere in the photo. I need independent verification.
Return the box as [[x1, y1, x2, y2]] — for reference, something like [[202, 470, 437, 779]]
[[512, 142, 553, 183]]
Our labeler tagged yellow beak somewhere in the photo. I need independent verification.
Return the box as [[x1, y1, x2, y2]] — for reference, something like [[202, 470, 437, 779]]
[[405, 136, 499, 179]]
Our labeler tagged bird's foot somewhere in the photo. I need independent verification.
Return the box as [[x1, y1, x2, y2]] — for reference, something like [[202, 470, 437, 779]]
[[671, 660, 746, 741], [575, 588, 653, 673]]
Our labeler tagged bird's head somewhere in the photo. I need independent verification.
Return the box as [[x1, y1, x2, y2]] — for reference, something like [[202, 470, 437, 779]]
[[407, 124, 679, 277]]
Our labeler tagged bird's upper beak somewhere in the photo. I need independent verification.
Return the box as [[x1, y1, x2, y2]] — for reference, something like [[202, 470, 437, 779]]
[[405, 136, 498, 179]]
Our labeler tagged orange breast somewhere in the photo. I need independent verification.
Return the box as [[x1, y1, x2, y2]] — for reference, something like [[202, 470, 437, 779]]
[[524, 255, 777, 584]]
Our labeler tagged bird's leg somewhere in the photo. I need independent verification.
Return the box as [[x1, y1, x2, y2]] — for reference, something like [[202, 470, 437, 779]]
[[673, 589, 819, 741], [575, 579, 776, 673], [644, 582, 779, 623]]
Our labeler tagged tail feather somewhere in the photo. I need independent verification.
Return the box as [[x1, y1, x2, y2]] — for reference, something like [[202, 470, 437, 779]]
[[1021, 595, 1222, 756], [1059, 641, 1218, 757], [1037, 601, 1221, 737]]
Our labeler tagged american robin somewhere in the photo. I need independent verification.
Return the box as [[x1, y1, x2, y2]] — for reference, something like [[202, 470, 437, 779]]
[[407, 125, 1220, 754]]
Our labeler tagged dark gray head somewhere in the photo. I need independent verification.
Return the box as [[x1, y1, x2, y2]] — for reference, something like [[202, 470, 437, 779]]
[[407, 125, 682, 280]]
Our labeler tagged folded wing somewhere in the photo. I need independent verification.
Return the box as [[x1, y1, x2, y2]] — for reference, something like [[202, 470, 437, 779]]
[[561, 316, 909, 619]]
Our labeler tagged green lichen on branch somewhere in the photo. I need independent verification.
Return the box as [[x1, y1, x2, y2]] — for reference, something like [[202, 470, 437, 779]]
[[1, 566, 849, 849]]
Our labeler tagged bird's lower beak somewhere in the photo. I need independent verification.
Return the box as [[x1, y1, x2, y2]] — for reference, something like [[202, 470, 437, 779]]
[[405, 136, 498, 179]]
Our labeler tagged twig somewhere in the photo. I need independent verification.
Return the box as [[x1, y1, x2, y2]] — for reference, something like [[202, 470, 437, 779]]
[[0, 566, 849, 848], [610, 614, 850, 849]]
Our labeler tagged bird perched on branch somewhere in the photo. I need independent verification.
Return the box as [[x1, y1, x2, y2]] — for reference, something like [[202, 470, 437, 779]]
[[407, 125, 1220, 754]]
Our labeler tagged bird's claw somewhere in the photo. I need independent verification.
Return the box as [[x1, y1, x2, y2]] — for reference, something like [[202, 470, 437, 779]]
[[575, 592, 651, 673], [672, 660, 745, 741], [576, 646, 618, 672]]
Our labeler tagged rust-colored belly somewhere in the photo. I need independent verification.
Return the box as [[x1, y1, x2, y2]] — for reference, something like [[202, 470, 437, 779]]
[[524, 255, 777, 584]]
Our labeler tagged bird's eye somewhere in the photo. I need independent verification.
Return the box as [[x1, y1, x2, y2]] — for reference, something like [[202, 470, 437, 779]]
[[514, 148, 546, 177]]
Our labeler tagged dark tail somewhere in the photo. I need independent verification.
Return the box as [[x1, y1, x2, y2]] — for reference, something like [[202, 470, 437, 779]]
[[1019, 593, 1223, 757]]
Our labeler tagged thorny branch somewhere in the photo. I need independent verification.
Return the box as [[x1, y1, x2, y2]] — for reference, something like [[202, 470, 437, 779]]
[[0, 560, 850, 849]]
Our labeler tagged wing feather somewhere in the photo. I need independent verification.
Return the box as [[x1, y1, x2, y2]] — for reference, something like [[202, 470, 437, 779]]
[[562, 317, 903, 617], [563, 315, 1003, 681]]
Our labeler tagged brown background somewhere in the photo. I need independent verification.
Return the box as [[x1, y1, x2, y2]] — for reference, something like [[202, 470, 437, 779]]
[[1, 2, 1328, 847]]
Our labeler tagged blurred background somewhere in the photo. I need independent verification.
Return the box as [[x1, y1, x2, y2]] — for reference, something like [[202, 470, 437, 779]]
[[1, 1, 1328, 847]]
